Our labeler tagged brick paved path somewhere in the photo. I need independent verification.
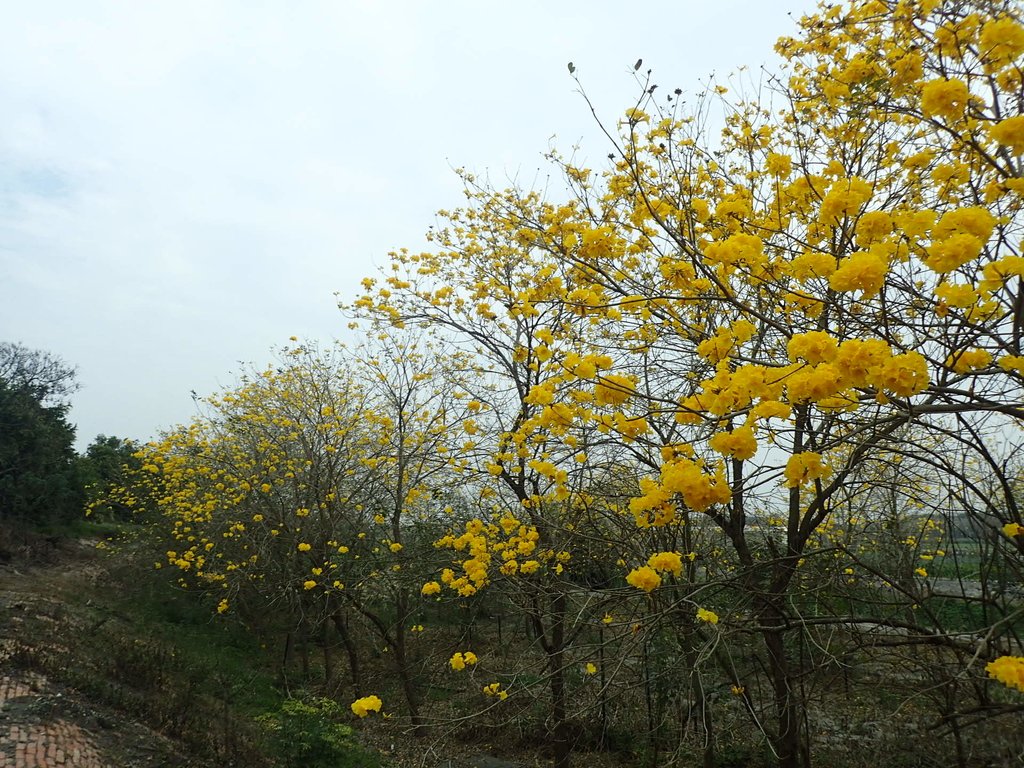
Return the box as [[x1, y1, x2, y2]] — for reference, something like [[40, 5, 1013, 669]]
[[0, 672, 106, 768]]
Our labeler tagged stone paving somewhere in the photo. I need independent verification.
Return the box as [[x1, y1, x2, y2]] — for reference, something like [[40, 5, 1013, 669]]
[[0, 720, 105, 768], [0, 672, 106, 768]]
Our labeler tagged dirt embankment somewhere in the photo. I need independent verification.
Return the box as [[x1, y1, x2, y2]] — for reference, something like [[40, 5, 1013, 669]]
[[0, 539, 204, 768]]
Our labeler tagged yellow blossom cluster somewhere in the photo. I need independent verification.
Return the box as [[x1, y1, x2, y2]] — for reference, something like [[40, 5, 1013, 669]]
[[986, 656, 1024, 693], [696, 608, 719, 625], [594, 373, 636, 406], [626, 566, 661, 593], [450, 651, 478, 671], [708, 426, 758, 460], [433, 516, 553, 595], [946, 349, 992, 374], [350, 695, 383, 717], [920, 78, 972, 121], [646, 551, 685, 577], [482, 682, 508, 700], [629, 454, 732, 528], [784, 452, 828, 488]]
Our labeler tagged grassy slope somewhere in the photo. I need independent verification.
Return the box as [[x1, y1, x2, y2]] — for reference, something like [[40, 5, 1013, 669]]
[[0, 526, 380, 768]]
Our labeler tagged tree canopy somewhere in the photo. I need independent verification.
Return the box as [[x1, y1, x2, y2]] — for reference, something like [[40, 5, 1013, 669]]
[[0, 346, 83, 531]]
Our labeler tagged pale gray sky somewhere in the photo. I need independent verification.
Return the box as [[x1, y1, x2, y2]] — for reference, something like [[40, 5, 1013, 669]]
[[0, 0, 817, 449]]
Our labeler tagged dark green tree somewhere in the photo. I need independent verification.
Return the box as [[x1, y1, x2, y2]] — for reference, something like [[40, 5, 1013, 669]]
[[0, 343, 84, 532], [0, 380, 83, 528], [78, 434, 142, 520], [0, 342, 78, 406]]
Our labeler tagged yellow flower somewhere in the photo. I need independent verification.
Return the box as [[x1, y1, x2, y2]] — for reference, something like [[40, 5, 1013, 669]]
[[585, 662, 597, 675], [787, 251, 836, 281], [765, 152, 792, 178], [986, 656, 1024, 693], [647, 551, 683, 576], [626, 566, 661, 593], [297, 542, 311, 552], [990, 115, 1024, 154], [303, 580, 317, 590], [1002, 522, 1024, 538], [519, 560, 541, 575], [855, 210, 893, 244], [819, 177, 873, 221], [920, 78, 971, 121], [980, 17, 1024, 68], [350, 695, 382, 717], [998, 355, 1024, 374], [828, 247, 888, 297], [932, 206, 997, 242], [788, 331, 838, 365], [876, 352, 929, 397], [705, 233, 766, 268], [934, 282, 977, 308], [389, 542, 403, 553], [450, 651, 476, 670], [834, 338, 890, 387], [602, 613, 614, 625], [784, 452, 826, 487], [482, 682, 508, 699], [421, 581, 441, 596], [217, 598, 229, 614], [696, 607, 719, 625], [708, 426, 758, 461], [914, 567, 928, 578], [660, 458, 731, 512], [924, 234, 984, 273], [594, 374, 635, 406], [946, 348, 992, 374], [749, 400, 792, 422]]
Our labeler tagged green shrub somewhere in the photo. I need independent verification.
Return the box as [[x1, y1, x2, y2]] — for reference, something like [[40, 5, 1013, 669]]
[[257, 697, 380, 768]]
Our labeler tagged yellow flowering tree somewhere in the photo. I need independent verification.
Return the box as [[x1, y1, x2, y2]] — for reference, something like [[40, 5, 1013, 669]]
[[528, 1, 1024, 763], [122, 343, 382, 681], [117, 339, 466, 727], [336, 332, 475, 728], [344, 2, 1024, 765], [345, 185, 709, 767]]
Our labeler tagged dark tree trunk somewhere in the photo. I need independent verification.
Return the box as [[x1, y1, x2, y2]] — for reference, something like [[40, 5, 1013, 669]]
[[331, 611, 360, 687], [279, 630, 293, 686], [764, 626, 805, 768], [548, 591, 571, 768], [393, 591, 424, 732], [321, 622, 333, 684]]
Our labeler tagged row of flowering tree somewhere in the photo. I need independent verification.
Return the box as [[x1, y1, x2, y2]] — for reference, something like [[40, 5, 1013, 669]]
[[118, 338, 478, 726], [113, 1, 1024, 767]]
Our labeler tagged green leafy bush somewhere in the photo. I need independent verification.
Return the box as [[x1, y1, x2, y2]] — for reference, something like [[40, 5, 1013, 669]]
[[257, 697, 379, 768]]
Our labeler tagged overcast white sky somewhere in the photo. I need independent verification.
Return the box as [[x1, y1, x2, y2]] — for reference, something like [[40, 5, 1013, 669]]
[[0, 0, 817, 450]]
